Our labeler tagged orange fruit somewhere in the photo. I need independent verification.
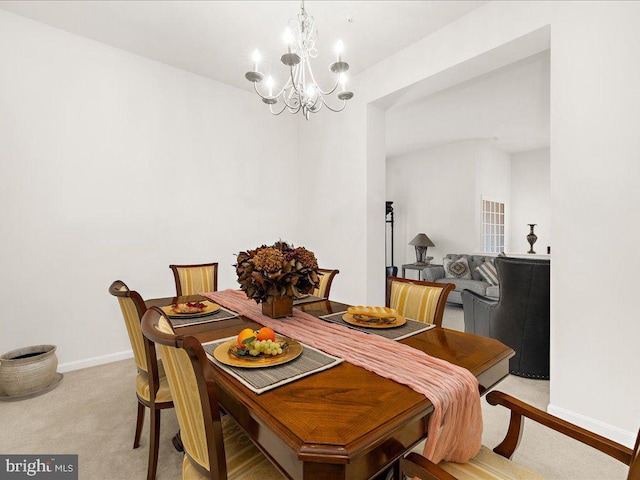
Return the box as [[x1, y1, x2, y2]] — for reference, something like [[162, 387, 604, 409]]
[[237, 328, 256, 348], [256, 327, 276, 342]]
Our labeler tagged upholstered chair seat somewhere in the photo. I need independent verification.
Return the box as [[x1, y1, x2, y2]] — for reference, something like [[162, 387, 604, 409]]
[[401, 390, 640, 480], [386, 277, 454, 327], [135, 361, 172, 404], [409, 444, 543, 480], [181, 416, 284, 480]]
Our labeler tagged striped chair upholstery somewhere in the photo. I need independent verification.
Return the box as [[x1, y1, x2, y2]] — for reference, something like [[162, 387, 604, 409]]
[[404, 445, 544, 480], [386, 277, 454, 327], [109, 280, 174, 480], [116, 289, 148, 372], [438, 446, 545, 479], [313, 268, 339, 299], [144, 309, 285, 480], [401, 389, 640, 480], [170, 263, 218, 296]]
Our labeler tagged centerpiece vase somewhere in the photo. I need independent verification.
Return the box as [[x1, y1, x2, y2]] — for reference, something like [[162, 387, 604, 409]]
[[262, 295, 293, 319], [527, 224, 538, 254]]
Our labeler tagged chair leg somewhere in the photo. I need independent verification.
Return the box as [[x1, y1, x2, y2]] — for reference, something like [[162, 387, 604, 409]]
[[147, 408, 161, 480], [172, 430, 184, 453], [133, 401, 145, 449]]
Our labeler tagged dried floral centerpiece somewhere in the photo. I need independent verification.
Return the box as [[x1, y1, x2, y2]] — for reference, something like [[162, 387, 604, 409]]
[[235, 241, 320, 318]]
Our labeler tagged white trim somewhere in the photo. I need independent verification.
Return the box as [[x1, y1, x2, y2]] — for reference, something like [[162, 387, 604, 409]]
[[57, 349, 133, 373], [547, 403, 637, 448]]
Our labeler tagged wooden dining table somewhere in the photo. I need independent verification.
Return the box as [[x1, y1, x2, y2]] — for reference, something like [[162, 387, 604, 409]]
[[146, 294, 514, 480]]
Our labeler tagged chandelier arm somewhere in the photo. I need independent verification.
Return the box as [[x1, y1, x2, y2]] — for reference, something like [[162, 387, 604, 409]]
[[305, 61, 339, 96], [281, 85, 301, 110], [309, 99, 324, 113], [273, 76, 293, 100], [287, 105, 302, 114], [318, 96, 347, 113], [292, 65, 304, 98], [269, 102, 289, 116], [252, 81, 271, 100]]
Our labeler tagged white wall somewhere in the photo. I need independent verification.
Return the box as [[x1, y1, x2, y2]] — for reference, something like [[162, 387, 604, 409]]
[[386, 140, 510, 271], [510, 148, 551, 254], [0, 11, 298, 370], [299, 1, 640, 446]]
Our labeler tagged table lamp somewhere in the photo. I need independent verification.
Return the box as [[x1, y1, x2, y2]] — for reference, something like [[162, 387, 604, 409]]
[[409, 233, 435, 265]]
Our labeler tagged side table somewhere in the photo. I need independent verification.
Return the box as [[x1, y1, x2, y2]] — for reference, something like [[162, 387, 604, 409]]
[[401, 260, 433, 280]]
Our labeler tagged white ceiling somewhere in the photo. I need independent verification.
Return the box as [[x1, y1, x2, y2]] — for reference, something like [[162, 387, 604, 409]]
[[2, 1, 547, 155], [386, 50, 550, 157], [0, 0, 486, 93]]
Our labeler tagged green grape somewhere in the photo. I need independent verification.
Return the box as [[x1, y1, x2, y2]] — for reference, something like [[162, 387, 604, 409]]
[[249, 349, 258, 356]]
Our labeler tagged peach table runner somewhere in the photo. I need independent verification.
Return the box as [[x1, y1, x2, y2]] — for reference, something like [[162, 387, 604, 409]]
[[202, 289, 482, 464]]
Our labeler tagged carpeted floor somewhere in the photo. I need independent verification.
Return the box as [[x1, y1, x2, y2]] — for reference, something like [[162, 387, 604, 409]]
[[0, 306, 628, 479]]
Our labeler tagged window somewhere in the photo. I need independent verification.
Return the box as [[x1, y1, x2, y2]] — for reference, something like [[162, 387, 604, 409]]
[[482, 199, 505, 253]]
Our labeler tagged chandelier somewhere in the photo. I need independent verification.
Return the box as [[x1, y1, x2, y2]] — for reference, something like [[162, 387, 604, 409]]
[[245, 1, 354, 120]]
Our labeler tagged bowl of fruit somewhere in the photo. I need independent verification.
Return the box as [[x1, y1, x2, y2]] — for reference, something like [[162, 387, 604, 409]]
[[212, 327, 303, 368]]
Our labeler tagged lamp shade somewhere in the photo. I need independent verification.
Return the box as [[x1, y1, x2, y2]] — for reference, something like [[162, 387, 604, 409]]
[[409, 233, 435, 247]]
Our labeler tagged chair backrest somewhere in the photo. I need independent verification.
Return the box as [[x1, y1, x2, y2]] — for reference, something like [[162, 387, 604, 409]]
[[169, 262, 218, 296], [313, 268, 339, 299], [109, 280, 149, 373], [141, 307, 227, 479], [386, 277, 454, 327]]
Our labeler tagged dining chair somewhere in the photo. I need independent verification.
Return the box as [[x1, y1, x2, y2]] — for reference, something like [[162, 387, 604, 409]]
[[400, 390, 640, 480], [386, 276, 454, 328], [313, 268, 339, 299], [140, 306, 286, 480], [169, 262, 218, 296], [109, 280, 174, 480]]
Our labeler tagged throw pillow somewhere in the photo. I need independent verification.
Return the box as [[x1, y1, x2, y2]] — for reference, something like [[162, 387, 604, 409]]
[[476, 261, 499, 286], [443, 257, 472, 279]]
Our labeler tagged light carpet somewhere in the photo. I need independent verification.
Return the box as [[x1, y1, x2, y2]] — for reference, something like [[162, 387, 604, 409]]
[[0, 305, 628, 479]]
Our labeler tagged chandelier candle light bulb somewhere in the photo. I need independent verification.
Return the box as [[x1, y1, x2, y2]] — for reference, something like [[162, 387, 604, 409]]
[[245, 0, 353, 119], [267, 76, 274, 97], [252, 49, 261, 73], [339, 73, 347, 92], [283, 27, 294, 54]]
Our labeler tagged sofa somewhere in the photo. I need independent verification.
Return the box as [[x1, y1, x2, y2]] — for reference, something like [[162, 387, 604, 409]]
[[422, 254, 499, 305]]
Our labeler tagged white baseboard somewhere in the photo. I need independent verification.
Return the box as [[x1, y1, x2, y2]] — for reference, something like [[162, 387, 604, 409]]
[[547, 403, 636, 448], [57, 349, 133, 373]]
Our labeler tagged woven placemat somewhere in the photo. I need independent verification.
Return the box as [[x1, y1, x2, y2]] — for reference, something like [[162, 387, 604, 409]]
[[292, 295, 326, 306], [168, 307, 239, 328], [319, 311, 435, 341], [203, 338, 342, 394]]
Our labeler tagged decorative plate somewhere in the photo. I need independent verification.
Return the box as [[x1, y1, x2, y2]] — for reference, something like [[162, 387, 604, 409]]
[[212, 336, 303, 368], [162, 301, 221, 318], [342, 313, 407, 329]]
